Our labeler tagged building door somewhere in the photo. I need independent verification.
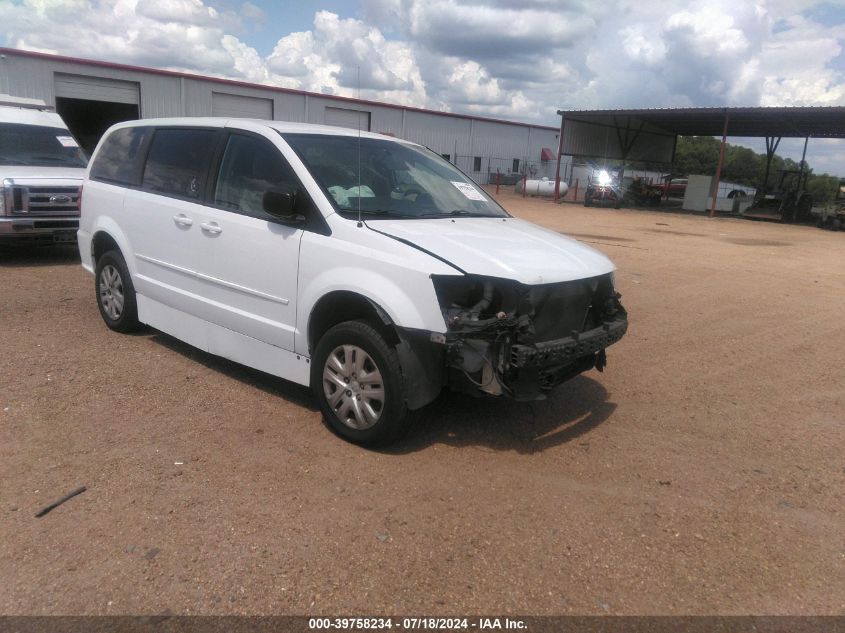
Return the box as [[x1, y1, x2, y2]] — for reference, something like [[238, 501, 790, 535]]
[[54, 73, 140, 153], [211, 92, 274, 119], [324, 106, 370, 131]]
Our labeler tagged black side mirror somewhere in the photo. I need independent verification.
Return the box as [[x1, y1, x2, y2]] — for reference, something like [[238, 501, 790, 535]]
[[263, 188, 306, 224]]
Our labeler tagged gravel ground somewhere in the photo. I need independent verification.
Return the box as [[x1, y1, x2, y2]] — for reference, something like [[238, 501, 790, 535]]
[[1, 193, 843, 615]]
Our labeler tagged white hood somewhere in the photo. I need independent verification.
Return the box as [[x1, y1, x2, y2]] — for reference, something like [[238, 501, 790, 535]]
[[366, 217, 615, 284], [1, 166, 86, 182]]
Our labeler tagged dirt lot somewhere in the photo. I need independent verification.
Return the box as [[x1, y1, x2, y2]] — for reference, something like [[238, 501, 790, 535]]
[[1, 194, 843, 615]]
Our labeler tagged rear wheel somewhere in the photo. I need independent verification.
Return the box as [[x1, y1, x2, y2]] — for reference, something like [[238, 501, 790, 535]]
[[95, 250, 140, 332], [312, 320, 411, 446]]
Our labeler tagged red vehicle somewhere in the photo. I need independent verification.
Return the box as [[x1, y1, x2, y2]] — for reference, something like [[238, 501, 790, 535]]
[[662, 177, 688, 198]]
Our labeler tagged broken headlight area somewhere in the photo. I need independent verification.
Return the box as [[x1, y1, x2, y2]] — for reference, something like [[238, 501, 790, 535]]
[[431, 273, 627, 400]]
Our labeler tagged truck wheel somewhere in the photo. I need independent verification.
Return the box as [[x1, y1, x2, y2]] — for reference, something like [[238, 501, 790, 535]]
[[312, 320, 411, 446], [95, 250, 140, 333]]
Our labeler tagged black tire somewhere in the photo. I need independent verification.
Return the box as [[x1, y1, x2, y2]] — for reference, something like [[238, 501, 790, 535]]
[[583, 194, 592, 207], [614, 198, 622, 209], [94, 249, 141, 333], [311, 320, 411, 446]]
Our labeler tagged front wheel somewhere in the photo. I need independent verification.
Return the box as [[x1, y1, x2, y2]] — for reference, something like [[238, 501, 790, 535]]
[[95, 250, 141, 332], [311, 320, 411, 446]]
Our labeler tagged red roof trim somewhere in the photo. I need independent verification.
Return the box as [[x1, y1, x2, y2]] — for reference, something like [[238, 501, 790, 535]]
[[0, 47, 558, 132]]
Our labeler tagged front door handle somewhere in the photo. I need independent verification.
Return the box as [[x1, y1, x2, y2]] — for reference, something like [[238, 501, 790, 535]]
[[173, 214, 193, 227], [200, 221, 223, 235]]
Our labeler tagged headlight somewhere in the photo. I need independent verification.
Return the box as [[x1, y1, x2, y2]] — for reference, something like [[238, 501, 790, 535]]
[[431, 275, 520, 326]]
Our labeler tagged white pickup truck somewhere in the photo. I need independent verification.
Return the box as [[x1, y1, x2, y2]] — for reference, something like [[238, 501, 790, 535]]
[[0, 95, 87, 244]]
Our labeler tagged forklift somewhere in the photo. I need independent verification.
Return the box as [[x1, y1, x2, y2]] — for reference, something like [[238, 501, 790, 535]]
[[816, 178, 845, 231], [744, 168, 814, 223]]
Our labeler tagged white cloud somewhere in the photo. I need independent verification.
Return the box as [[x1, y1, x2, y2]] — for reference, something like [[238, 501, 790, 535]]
[[240, 1, 265, 24], [0, 0, 843, 145], [266, 11, 427, 106]]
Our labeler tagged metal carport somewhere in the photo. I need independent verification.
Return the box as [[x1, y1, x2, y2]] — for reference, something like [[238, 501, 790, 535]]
[[553, 106, 845, 216]]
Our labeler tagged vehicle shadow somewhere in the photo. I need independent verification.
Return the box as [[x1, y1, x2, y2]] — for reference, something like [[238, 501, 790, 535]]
[[146, 330, 613, 451], [149, 332, 318, 411], [0, 243, 80, 267], [388, 375, 616, 455]]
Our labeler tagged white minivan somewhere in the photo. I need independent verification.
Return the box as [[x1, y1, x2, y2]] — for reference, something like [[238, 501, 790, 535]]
[[78, 119, 627, 445]]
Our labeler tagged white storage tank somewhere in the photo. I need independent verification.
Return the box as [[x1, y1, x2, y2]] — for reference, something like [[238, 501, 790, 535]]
[[515, 177, 569, 199]]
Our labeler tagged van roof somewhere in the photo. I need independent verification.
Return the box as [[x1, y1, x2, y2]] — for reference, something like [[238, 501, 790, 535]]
[[110, 117, 405, 141]]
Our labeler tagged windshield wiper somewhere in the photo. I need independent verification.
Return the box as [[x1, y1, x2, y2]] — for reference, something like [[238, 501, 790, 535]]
[[419, 210, 490, 218], [342, 209, 408, 218]]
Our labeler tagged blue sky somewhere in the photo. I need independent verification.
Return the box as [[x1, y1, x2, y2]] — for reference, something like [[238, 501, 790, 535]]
[[2, 0, 844, 174]]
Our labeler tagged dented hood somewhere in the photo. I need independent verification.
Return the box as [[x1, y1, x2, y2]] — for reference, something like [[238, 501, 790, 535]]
[[366, 217, 615, 284]]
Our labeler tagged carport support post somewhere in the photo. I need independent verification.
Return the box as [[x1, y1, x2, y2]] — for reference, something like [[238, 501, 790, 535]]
[[709, 111, 730, 218], [799, 136, 809, 190], [762, 137, 781, 194], [666, 134, 678, 200], [554, 112, 565, 202]]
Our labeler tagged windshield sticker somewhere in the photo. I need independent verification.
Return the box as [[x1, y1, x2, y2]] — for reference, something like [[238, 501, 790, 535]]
[[451, 181, 486, 201], [56, 136, 79, 148]]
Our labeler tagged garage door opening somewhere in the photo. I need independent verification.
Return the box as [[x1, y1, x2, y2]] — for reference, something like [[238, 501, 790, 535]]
[[55, 97, 139, 155]]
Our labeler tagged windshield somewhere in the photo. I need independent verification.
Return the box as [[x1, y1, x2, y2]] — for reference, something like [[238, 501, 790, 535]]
[[282, 133, 508, 219], [0, 123, 88, 168]]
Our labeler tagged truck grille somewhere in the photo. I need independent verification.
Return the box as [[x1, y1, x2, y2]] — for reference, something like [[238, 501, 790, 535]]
[[9, 186, 81, 216]]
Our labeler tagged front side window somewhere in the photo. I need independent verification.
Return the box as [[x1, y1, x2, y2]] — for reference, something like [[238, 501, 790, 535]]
[[0, 123, 87, 168], [90, 126, 148, 185], [214, 134, 299, 219], [282, 133, 508, 219], [142, 129, 218, 200]]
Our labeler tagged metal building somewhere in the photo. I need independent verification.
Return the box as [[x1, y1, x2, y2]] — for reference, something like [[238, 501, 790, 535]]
[[0, 47, 560, 184]]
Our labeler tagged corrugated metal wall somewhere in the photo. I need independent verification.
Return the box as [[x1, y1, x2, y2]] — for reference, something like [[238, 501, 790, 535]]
[[561, 118, 675, 164], [0, 51, 559, 170]]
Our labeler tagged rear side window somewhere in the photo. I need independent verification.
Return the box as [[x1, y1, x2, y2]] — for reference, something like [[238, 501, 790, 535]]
[[90, 127, 148, 186], [142, 129, 218, 200]]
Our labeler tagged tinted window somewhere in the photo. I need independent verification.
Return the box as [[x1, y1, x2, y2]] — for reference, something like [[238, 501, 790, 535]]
[[0, 123, 87, 168], [90, 126, 148, 185], [214, 134, 299, 219], [142, 129, 218, 200]]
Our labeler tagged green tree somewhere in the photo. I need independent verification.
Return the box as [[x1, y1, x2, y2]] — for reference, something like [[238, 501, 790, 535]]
[[672, 137, 838, 197], [806, 174, 840, 205]]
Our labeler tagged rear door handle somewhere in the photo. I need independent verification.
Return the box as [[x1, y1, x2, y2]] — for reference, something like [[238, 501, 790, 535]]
[[173, 214, 193, 227], [200, 221, 222, 235]]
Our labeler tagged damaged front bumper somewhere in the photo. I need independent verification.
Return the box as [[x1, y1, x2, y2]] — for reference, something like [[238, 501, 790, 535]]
[[503, 313, 627, 399], [438, 309, 627, 401], [509, 315, 628, 368], [394, 272, 628, 408]]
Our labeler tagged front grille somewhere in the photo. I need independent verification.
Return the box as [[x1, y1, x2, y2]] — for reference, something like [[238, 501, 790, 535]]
[[528, 280, 594, 342], [32, 220, 79, 230], [10, 185, 80, 216]]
